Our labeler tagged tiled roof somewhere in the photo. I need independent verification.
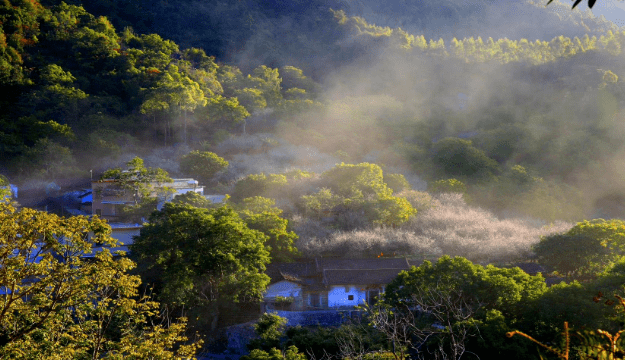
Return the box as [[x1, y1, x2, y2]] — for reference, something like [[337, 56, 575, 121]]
[[266, 258, 412, 287], [323, 268, 406, 285], [315, 258, 410, 271], [265, 262, 317, 283]]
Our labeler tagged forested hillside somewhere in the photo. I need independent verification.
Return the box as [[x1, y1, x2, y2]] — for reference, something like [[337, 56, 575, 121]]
[[6, 0, 625, 356]]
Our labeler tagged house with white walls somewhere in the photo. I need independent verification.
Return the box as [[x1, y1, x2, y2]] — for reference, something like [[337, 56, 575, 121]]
[[92, 178, 204, 221], [90, 178, 205, 255], [262, 258, 415, 313]]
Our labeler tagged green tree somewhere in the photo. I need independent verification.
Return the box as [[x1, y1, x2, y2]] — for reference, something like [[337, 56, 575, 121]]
[[179, 150, 229, 185], [235, 87, 268, 112], [130, 202, 271, 331], [279, 65, 318, 95], [431, 137, 499, 181], [308, 163, 416, 227], [230, 173, 288, 203], [101, 156, 172, 200], [385, 256, 547, 320], [171, 190, 218, 209], [14, 137, 79, 180], [0, 203, 201, 359], [428, 178, 467, 194], [380, 256, 548, 360], [534, 219, 625, 280], [247, 313, 288, 352], [241, 346, 306, 360], [20, 64, 88, 125], [200, 94, 250, 131], [146, 65, 207, 144], [383, 173, 411, 193], [238, 196, 301, 263]]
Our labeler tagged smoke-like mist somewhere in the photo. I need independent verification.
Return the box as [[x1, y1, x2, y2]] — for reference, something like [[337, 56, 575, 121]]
[[296, 193, 573, 264], [26, 0, 625, 263]]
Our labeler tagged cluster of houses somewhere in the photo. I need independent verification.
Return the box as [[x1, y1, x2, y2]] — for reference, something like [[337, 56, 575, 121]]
[[261, 257, 422, 325], [11, 173, 552, 328], [15, 174, 423, 320]]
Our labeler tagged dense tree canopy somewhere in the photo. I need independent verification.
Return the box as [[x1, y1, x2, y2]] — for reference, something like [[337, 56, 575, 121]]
[[130, 202, 271, 330], [380, 256, 548, 359], [534, 219, 625, 280], [0, 203, 200, 358], [304, 163, 417, 227], [431, 137, 499, 181]]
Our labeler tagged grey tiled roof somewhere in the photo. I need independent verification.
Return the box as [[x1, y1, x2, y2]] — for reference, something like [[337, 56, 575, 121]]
[[315, 258, 410, 271], [266, 258, 412, 288], [323, 268, 406, 285]]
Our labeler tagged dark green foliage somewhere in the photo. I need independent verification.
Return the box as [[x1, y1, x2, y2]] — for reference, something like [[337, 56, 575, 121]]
[[284, 326, 342, 360], [382, 173, 410, 193], [244, 212, 300, 263], [241, 346, 306, 360], [534, 219, 625, 280], [171, 191, 216, 209], [385, 256, 547, 319], [300, 163, 416, 228], [248, 313, 287, 352], [428, 178, 467, 194], [237, 196, 301, 263], [131, 202, 271, 331], [230, 174, 288, 203], [431, 137, 499, 181], [132, 202, 270, 306], [381, 256, 552, 359], [179, 150, 228, 185]]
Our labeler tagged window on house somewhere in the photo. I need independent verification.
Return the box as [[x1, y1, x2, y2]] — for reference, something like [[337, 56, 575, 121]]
[[309, 293, 320, 308], [348, 295, 354, 301], [367, 290, 380, 305]]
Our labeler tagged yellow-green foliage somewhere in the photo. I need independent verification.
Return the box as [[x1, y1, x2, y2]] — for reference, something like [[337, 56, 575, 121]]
[[179, 150, 229, 183], [302, 163, 416, 227], [0, 204, 201, 358], [231, 173, 288, 203], [332, 11, 625, 65], [238, 197, 301, 263], [383, 173, 411, 193], [396, 190, 435, 212], [428, 178, 467, 194], [242, 346, 306, 360], [534, 219, 625, 280]]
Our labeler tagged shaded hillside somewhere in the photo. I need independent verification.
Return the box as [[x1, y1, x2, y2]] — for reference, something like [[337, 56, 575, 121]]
[[51, 0, 619, 77]]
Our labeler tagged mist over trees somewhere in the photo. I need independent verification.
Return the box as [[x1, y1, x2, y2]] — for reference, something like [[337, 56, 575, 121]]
[[5, 0, 625, 357]]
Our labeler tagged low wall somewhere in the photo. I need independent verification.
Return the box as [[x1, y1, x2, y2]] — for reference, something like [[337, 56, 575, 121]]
[[273, 310, 361, 327]]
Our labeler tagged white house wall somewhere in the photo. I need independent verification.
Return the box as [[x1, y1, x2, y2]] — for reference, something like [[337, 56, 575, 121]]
[[328, 285, 366, 308], [264, 281, 301, 299], [110, 227, 141, 246]]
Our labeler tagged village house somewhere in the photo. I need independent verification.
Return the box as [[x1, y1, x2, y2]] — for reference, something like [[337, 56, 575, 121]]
[[91, 178, 205, 222], [262, 258, 417, 313], [91, 177, 207, 253]]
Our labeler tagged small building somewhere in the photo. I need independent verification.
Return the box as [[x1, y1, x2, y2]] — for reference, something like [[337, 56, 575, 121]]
[[90, 177, 203, 256], [92, 178, 204, 221], [262, 258, 414, 313], [87, 222, 143, 258]]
